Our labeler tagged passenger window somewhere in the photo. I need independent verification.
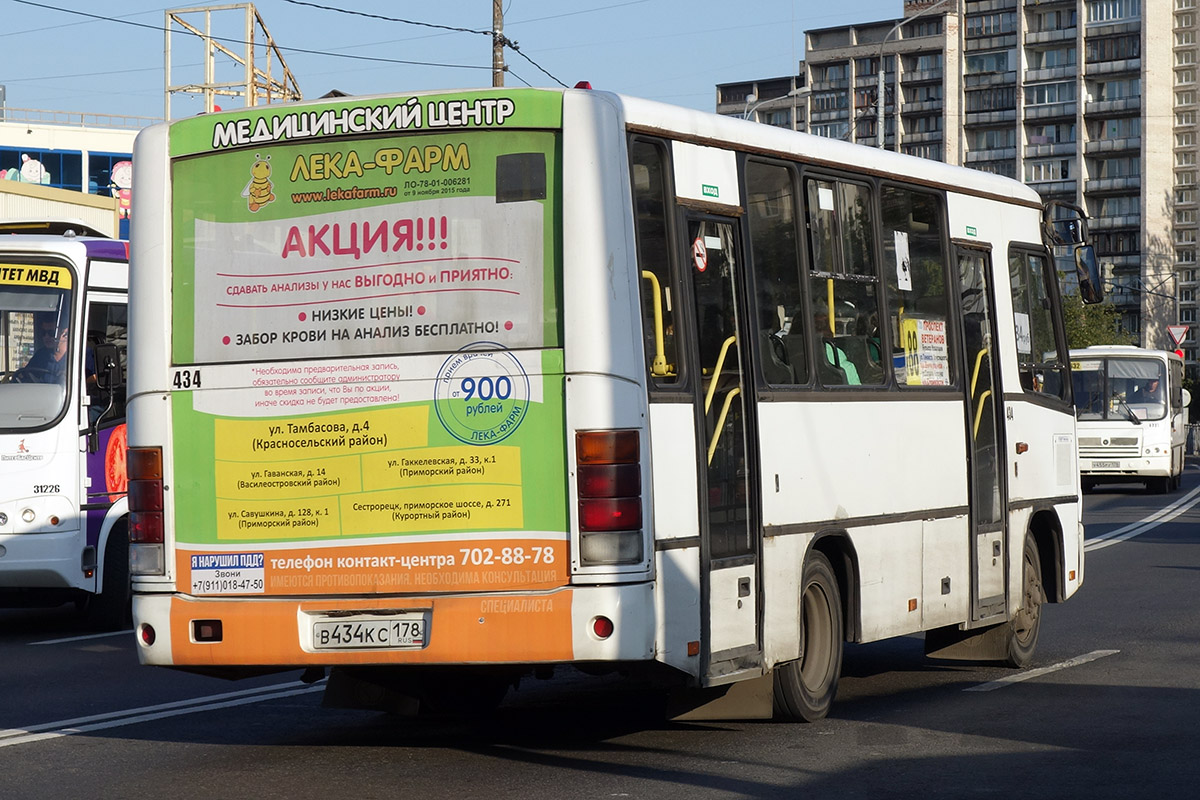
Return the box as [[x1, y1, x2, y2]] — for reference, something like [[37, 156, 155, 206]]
[[630, 138, 681, 385], [1009, 249, 1068, 399], [805, 177, 882, 386], [882, 185, 953, 387], [85, 300, 128, 423], [746, 160, 807, 385]]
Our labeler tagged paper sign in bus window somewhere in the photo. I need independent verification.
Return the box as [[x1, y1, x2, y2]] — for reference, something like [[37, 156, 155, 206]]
[[1013, 312, 1032, 354], [893, 230, 912, 291]]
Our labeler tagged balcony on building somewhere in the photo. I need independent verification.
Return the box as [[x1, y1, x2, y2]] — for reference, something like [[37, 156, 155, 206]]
[[966, 71, 1018, 88], [901, 99, 945, 114], [1085, 58, 1141, 78], [1025, 27, 1077, 46], [1026, 177, 1077, 195], [903, 130, 945, 145], [902, 68, 944, 84], [811, 77, 850, 92], [965, 34, 1018, 53], [1025, 141, 1076, 159], [966, 109, 1018, 126], [1084, 97, 1140, 116], [1090, 213, 1141, 230], [810, 108, 851, 124], [1084, 136, 1140, 155], [966, 146, 1017, 163], [1025, 65, 1076, 83], [970, 0, 1016, 13], [1086, 176, 1140, 193], [1024, 101, 1078, 120], [1105, 254, 1141, 269], [1084, 20, 1141, 40]]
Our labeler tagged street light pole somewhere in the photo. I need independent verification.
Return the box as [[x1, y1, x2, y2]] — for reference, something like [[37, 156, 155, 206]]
[[744, 86, 808, 123], [875, 0, 956, 148]]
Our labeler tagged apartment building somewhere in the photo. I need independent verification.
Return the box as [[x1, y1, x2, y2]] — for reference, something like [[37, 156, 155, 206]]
[[716, 0, 1197, 367]]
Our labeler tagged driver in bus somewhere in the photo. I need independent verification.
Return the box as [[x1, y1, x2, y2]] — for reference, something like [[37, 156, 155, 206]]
[[20, 313, 71, 384], [1134, 377, 1163, 404]]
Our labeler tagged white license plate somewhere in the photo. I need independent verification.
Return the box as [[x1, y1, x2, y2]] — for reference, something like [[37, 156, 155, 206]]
[[312, 615, 427, 650], [1091, 460, 1120, 469]]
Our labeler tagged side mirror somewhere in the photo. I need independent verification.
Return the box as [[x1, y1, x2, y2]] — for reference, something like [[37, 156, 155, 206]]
[[1075, 245, 1103, 305], [92, 343, 122, 390], [1043, 200, 1089, 246]]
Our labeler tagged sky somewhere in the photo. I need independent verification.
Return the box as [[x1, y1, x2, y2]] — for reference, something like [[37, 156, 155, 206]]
[[0, 0, 903, 122]]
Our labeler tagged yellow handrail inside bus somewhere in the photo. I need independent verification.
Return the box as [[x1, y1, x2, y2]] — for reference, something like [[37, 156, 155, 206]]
[[825, 278, 835, 335], [707, 387, 742, 465], [969, 347, 988, 398], [973, 389, 992, 439], [705, 335, 737, 413], [640, 270, 670, 377]]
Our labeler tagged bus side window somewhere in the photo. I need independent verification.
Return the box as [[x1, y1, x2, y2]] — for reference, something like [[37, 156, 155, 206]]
[[1009, 249, 1068, 400], [630, 138, 680, 384], [804, 176, 881, 387], [881, 184, 953, 388], [85, 300, 128, 422], [746, 159, 807, 385]]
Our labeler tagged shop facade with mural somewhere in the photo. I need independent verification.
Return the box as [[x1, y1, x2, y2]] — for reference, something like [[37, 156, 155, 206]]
[[0, 110, 144, 238]]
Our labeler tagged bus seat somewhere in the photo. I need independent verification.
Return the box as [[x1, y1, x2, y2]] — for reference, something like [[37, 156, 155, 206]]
[[817, 339, 847, 386], [836, 335, 883, 384], [759, 330, 795, 384]]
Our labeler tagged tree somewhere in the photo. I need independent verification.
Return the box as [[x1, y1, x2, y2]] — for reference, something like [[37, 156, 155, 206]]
[[1061, 296, 1136, 349]]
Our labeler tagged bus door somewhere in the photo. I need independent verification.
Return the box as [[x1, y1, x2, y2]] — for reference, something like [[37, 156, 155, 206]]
[[956, 245, 1007, 621], [683, 214, 761, 682]]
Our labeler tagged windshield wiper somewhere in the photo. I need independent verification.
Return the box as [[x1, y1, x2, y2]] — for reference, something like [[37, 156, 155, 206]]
[[1116, 400, 1142, 425]]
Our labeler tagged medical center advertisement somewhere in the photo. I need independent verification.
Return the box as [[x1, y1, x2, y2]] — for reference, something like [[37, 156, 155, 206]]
[[167, 91, 568, 598]]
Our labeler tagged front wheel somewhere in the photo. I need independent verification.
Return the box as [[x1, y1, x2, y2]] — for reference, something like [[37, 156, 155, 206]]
[[1004, 535, 1043, 668], [774, 550, 843, 721], [84, 524, 131, 631]]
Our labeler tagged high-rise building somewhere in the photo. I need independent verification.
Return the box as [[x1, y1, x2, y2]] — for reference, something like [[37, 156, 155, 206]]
[[716, 0, 1196, 367]]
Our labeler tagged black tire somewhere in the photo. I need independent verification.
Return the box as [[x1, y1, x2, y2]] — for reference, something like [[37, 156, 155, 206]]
[[1147, 476, 1170, 494], [85, 524, 131, 631], [1004, 535, 1043, 668], [774, 550, 843, 722]]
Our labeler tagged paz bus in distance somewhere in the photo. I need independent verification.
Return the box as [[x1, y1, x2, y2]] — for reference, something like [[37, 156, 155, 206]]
[[1070, 346, 1190, 493], [126, 87, 1101, 720], [0, 219, 130, 628]]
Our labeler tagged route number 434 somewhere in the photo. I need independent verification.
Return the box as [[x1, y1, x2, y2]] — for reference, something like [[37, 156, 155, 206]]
[[172, 369, 202, 390]]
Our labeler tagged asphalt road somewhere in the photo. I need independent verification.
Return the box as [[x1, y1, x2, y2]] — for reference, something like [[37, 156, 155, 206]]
[[2, 463, 1199, 799]]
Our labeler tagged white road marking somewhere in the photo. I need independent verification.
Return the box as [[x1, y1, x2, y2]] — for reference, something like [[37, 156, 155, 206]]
[[0, 680, 325, 748], [1085, 483, 1200, 552], [964, 649, 1119, 692], [30, 630, 132, 646]]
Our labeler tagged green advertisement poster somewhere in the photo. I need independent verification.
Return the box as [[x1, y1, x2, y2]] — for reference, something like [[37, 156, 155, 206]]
[[166, 90, 569, 596]]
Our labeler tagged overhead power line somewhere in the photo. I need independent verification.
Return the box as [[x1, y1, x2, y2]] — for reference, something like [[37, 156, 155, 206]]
[[10, 0, 491, 71], [276, 0, 567, 87]]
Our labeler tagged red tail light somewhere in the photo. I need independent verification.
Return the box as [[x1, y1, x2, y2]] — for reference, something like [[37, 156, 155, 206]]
[[576, 430, 644, 565], [128, 446, 164, 544]]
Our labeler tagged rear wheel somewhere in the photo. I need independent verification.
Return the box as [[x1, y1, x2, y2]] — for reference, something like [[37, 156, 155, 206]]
[[1004, 535, 1043, 668], [774, 550, 843, 721]]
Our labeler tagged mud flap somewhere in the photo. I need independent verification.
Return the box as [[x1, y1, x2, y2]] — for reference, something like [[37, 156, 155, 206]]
[[666, 672, 774, 721], [924, 622, 1009, 662]]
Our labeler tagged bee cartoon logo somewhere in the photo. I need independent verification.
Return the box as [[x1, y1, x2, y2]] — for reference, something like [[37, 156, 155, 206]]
[[242, 153, 275, 212]]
